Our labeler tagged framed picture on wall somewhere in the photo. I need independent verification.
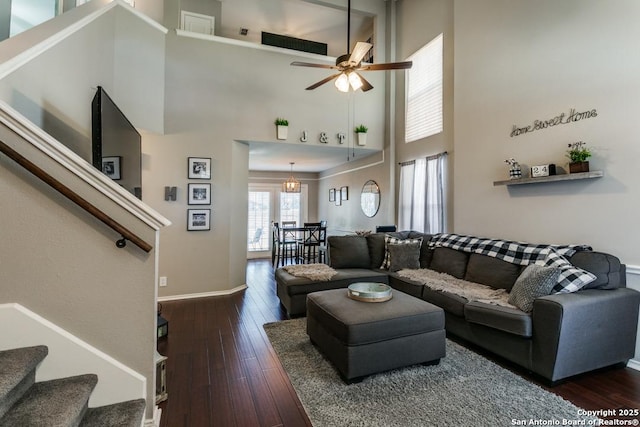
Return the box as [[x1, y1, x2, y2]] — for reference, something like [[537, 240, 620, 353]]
[[329, 188, 336, 202], [341, 186, 349, 201], [188, 157, 211, 179], [187, 209, 211, 231], [188, 183, 211, 205], [102, 156, 121, 180], [335, 195, 342, 206]]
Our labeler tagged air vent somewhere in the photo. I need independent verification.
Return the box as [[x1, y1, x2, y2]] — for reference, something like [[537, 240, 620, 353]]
[[261, 32, 327, 56]]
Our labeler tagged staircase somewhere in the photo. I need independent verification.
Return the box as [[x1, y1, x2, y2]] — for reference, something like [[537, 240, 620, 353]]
[[0, 346, 145, 427]]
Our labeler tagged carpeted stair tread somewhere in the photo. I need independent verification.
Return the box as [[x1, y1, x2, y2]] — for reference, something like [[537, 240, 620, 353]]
[[80, 398, 146, 427], [0, 374, 98, 427], [0, 345, 48, 418]]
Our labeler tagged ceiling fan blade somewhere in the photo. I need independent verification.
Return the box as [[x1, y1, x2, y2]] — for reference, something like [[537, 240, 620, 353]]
[[291, 61, 337, 69], [348, 41, 373, 66], [357, 73, 374, 92], [358, 61, 413, 71], [305, 73, 342, 90]]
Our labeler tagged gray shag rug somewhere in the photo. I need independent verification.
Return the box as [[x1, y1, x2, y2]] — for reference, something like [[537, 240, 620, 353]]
[[264, 318, 597, 427]]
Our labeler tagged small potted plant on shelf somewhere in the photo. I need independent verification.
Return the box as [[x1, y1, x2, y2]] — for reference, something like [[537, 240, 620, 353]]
[[505, 158, 522, 180], [275, 118, 289, 140], [566, 141, 591, 173], [355, 124, 368, 146]]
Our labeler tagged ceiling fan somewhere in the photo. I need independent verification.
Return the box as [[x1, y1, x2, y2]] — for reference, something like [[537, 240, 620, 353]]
[[290, 0, 412, 92]]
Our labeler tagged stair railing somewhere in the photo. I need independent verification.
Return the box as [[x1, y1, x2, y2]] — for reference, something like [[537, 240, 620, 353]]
[[0, 139, 152, 252]]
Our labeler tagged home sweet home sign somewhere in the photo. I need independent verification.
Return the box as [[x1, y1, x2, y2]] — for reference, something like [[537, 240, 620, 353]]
[[510, 107, 597, 138]]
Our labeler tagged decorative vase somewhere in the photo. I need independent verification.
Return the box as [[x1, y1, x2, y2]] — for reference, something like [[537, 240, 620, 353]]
[[509, 164, 522, 179], [569, 161, 589, 173], [356, 132, 367, 146], [276, 125, 288, 140]]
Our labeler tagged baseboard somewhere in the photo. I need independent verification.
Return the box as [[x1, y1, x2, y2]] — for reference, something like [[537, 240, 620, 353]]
[[143, 406, 162, 427], [627, 358, 640, 372], [627, 265, 640, 276], [157, 284, 248, 302]]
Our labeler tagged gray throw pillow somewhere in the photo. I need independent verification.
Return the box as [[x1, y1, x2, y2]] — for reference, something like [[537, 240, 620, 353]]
[[508, 264, 561, 313], [388, 242, 421, 272]]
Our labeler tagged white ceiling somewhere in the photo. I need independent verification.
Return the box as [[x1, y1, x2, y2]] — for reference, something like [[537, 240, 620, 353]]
[[218, 0, 378, 173]]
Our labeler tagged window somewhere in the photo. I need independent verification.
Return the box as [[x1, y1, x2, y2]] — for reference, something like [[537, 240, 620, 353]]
[[398, 152, 447, 234], [405, 33, 443, 142], [247, 191, 270, 251]]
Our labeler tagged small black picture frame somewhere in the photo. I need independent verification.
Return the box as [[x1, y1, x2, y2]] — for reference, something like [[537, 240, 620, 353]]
[[341, 186, 349, 201], [188, 183, 211, 205], [188, 157, 211, 179], [187, 209, 211, 231], [329, 188, 336, 202], [102, 156, 121, 180]]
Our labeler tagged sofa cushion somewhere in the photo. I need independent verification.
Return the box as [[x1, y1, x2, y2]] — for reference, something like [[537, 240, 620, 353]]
[[276, 268, 388, 296], [537, 249, 597, 293], [328, 235, 370, 269], [464, 302, 532, 337], [421, 286, 468, 317], [568, 251, 624, 290], [380, 235, 423, 270], [464, 253, 523, 291], [388, 274, 425, 299], [508, 264, 560, 313], [388, 241, 421, 272], [429, 247, 469, 279]]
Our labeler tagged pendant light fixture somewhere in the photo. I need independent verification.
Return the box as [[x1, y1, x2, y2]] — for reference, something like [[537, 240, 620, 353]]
[[283, 162, 301, 193]]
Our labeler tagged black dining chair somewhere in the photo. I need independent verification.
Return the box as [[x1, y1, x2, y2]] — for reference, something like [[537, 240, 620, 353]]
[[298, 222, 325, 264], [376, 225, 397, 232]]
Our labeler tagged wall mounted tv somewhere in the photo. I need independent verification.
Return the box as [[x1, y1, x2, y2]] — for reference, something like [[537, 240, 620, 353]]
[[92, 86, 142, 199]]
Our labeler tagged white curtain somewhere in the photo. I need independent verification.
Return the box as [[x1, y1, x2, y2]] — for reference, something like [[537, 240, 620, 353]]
[[398, 152, 447, 233]]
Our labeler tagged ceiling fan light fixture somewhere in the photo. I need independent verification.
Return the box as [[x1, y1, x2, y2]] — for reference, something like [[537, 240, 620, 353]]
[[334, 73, 350, 93], [348, 72, 363, 91]]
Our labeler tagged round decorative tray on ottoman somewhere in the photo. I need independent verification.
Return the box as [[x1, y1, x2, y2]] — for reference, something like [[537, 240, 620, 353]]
[[347, 282, 392, 302]]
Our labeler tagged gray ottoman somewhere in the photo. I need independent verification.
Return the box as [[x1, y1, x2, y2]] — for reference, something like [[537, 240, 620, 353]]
[[306, 288, 446, 383]]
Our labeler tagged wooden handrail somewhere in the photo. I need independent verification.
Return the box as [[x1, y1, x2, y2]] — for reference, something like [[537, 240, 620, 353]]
[[0, 139, 153, 253]]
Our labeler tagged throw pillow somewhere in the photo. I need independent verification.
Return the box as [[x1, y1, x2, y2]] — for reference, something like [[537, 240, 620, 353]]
[[380, 235, 423, 270], [388, 242, 421, 272], [508, 264, 560, 313], [536, 248, 597, 293]]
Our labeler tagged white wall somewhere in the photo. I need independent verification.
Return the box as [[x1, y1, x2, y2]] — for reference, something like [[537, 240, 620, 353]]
[[453, 0, 640, 264]]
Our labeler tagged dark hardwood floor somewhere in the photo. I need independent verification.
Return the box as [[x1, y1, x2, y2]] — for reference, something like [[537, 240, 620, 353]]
[[158, 259, 640, 426]]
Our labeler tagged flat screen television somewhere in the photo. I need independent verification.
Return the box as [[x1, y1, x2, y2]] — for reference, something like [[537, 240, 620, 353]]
[[92, 86, 142, 199]]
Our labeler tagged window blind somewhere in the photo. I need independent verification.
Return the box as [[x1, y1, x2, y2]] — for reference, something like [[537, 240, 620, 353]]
[[405, 33, 443, 143]]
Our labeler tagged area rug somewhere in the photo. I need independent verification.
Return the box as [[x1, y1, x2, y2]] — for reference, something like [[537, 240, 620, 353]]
[[264, 318, 597, 427]]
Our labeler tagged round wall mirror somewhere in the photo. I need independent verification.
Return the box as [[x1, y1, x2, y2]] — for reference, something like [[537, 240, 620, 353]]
[[360, 180, 380, 218]]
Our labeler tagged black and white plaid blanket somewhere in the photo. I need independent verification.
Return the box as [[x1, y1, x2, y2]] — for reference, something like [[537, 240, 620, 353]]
[[428, 233, 596, 293]]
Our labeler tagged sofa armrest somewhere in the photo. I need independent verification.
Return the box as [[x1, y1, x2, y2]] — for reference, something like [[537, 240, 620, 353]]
[[532, 288, 640, 382]]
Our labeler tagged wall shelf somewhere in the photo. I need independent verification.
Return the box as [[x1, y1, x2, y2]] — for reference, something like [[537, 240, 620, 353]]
[[493, 170, 604, 186]]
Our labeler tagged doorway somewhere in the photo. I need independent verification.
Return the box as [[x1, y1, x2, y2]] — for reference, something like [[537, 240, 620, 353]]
[[247, 183, 308, 259]]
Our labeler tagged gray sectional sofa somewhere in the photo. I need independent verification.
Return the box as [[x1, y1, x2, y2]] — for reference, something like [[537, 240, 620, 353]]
[[275, 231, 640, 383]]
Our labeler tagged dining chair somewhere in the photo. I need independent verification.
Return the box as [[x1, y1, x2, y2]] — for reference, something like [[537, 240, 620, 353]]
[[273, 222, 298, 267], [375, 225, 397, 232], [298, 222, 325, 264]]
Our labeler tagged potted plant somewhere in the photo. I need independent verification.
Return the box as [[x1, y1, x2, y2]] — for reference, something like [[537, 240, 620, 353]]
[[275, 118, 289, 140], [566, 141, 591, 173], [504, 158, 522, 179], [355, 124, 368, 146]]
